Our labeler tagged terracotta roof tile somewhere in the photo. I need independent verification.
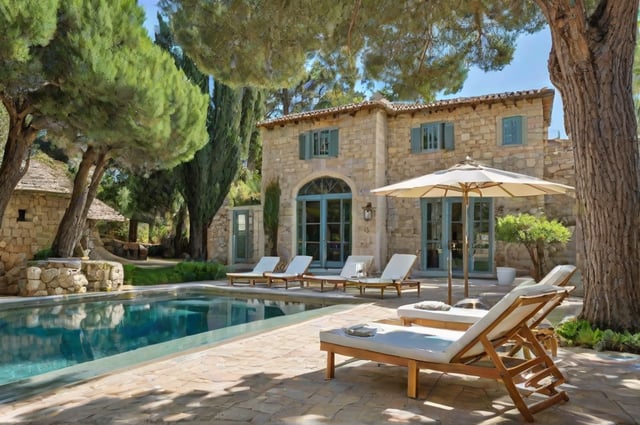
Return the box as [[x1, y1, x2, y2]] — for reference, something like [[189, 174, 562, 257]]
[[257, 88, 555, 129]]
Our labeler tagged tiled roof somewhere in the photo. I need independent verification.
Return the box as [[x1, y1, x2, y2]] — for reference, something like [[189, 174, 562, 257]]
[[15, 158, 72, 194], [257, 88, 555, 129], [15, 159, 126, 222], [87, 198, 126, 222]]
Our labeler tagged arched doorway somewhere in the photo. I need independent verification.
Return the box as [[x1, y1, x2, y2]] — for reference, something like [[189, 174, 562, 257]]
[[296, 177, 352, 268]]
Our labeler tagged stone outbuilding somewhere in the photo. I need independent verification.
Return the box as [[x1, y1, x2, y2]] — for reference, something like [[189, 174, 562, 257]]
[[0, 159, 126, 295]]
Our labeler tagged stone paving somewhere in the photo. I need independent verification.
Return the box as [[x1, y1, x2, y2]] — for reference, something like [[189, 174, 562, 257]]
[[0, 277, 638, 424]]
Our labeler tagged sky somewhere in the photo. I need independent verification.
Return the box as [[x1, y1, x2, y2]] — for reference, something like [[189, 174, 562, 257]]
[[138, 1, 566, 138]]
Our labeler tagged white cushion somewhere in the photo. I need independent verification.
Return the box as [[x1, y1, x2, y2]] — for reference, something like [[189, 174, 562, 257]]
[[320, 322, 463, 363], [397, 304, 486, 324]]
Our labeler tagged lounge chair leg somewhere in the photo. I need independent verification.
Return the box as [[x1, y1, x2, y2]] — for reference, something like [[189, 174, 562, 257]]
[[326, 352, 335, 379], [407, 360, 419, 398]]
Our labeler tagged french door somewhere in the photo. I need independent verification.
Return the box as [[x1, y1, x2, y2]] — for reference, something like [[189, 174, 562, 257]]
[[297, 197, 351, 268], [421, 198, 493, 274], [231, 210, 251, 263], [296, 177, 352, 268]]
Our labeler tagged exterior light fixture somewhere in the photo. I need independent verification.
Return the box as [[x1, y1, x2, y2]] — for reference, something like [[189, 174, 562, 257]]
[[362, 202, 375, 221]]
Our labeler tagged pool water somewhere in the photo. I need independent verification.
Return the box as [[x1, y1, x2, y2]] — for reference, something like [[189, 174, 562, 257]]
[[0, 291, 324, 386]]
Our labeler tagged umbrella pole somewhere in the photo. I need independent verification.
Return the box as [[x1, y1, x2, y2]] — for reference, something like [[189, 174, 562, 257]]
[[463, 191, 469, 298], [447, 244, 452, 305]]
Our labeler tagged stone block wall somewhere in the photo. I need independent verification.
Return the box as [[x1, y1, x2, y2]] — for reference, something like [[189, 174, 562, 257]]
[[261, 109, 387, 267], [0, 192, 68, 294], [208, 204, 264, 265], [384, 98, 551, 264], [19, 259, 124, 297], [208, 199, 231, 264]]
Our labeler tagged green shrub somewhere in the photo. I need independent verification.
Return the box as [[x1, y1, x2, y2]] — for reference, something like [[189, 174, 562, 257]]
[[123, 261, 227, 286], [33, 248, 54, 260], [264, 179, 281, 256], [495, 213, 571, 280], [556, 318, 640, 354]]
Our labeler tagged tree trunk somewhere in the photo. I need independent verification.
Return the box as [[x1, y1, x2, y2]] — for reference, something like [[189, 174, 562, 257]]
[[128, 220, 139, 242], [187, 214, 206, 260], [0, 97, 36, 227], [536, 0, 640, 331], [52, 147, 110, 257], [173, 203, 188, 257]]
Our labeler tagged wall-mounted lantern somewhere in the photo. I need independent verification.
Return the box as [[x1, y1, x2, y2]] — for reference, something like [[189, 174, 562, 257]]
[[362, 202, 375, 221]]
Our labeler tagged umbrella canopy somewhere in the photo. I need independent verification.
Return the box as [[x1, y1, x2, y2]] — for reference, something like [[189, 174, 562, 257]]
[[372, 157, 573, 302]]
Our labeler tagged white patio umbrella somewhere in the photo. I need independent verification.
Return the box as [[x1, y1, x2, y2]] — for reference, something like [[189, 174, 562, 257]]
[[371, 157, 573, 303]]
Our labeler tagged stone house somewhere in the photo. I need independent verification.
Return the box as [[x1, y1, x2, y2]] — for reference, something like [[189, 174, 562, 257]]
[[0, 159, 125, 294], [242, 88, 576, 277]]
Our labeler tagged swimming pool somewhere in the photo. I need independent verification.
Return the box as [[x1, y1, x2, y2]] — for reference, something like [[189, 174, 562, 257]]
[[0, 284, 348, 395]]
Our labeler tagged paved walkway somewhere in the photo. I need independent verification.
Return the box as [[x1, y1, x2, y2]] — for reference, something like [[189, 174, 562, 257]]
[[0, 278, 638, 424]]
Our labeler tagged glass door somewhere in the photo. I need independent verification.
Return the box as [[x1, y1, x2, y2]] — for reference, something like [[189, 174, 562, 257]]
[[448, 200, 464, 273], [325, 199, 351, 266], [297, 177, 352, 268], [471, 200, 492, 272], [421, 198, 493, 273], [300, 200, 321, 262], [232, 210, 251, 263], [422, 200, 443, 270], [297, 198, 351, 267]]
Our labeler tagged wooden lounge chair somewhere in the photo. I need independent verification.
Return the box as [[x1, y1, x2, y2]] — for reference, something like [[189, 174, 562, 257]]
[[320, 284, 572, 422], [264, 255, 313, 289], [345, 253, 418, 298], [226, 256, 281, 286], [397, 264, 576, 355], [302, 255, 374, 292]]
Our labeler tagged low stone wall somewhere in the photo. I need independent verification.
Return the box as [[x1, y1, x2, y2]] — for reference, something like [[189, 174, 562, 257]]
[[20, 259, 124, 297]]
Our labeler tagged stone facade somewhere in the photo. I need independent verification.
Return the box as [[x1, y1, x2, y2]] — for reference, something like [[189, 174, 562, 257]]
[[21, 259, 124, 297], [0, 192, 69, 294], [257, 89, 577, 276]]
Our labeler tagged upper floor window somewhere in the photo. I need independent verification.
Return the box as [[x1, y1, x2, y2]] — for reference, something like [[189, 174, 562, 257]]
[[501, 115, 526, 145], [411, 122, 454, 153], [299, 128, 339, 159]]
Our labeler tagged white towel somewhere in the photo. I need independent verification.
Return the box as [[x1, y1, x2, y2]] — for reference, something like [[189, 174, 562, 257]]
[[344, 324, 378, 337], [414, 301, 452, 311]]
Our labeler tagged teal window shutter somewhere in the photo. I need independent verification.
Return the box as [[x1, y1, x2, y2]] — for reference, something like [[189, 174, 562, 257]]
[[328, 129, 339, 157], [299, 133, 310, 159], [443, 122, 455, 150], [410, 127, 421, 153], [502, 116, 523, 145]]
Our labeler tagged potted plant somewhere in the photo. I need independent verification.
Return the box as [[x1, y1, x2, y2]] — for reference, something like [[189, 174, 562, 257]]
[[495, 213, 572, 282]]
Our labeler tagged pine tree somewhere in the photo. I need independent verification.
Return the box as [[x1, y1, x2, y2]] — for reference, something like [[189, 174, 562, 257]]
[[41, 0, 208, 257], [0, 0, 60, 226], [155, 16, 263, 260]]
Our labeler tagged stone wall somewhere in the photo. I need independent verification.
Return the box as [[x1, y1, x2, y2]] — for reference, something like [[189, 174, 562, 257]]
[[0, 192, 68, 294], [208, 204, 264, 265], [20, 259, 124, 297], [493, 137, 577, 274], [208, 199, 231, 264], [385, 97, 551, 268], [261, 109, 387, 268]]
